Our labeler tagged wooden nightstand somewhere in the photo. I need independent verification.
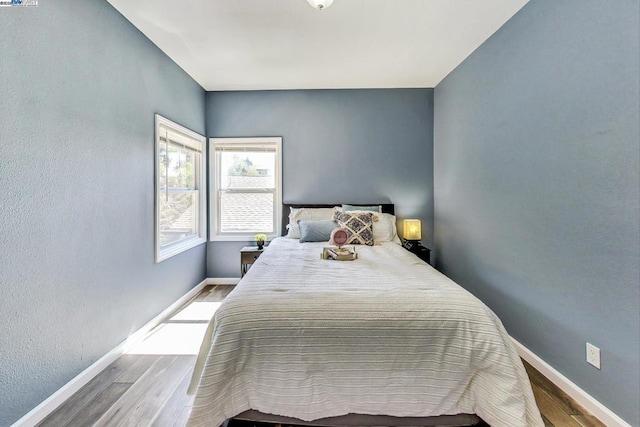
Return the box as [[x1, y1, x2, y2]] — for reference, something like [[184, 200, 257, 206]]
[[401, 238, 431, 264], [240, 246, 264, 277]]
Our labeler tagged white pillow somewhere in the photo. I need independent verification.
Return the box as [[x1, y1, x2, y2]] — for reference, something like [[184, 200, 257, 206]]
[[287, 207, 338, 238], [373, 213, 401, 244]]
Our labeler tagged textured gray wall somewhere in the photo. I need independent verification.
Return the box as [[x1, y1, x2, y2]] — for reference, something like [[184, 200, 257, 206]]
[[433, 1, 639, 425], [206, 89, 433, 277], [0, 1, 206, 424]]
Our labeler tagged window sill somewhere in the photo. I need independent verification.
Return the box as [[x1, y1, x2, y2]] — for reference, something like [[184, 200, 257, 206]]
[[156, 236, 206, 263]]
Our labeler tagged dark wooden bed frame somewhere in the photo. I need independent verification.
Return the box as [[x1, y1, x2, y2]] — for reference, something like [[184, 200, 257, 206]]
[[231, 410, 482, 426], [228, 203, 483, 427]]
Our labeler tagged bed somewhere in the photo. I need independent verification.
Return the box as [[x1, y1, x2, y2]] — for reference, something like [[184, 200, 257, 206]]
[[187, 204, 543, 427]]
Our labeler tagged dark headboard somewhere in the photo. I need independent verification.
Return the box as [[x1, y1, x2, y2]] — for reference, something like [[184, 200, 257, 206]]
[[281, 203, 395, 236]]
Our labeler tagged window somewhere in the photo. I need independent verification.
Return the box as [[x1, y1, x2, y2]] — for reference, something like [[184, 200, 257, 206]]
[[210, 137, 282, 241], [155, 115, 206, 262]]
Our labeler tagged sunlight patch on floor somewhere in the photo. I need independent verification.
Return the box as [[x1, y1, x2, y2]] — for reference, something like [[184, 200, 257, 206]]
[[127, 323, 209, 355], [125, 297, 223, 355], [170, 301, 222, 322]]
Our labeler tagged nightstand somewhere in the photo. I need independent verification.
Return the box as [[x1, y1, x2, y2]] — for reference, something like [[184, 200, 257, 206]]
[[401, 238, 431, 264], [240, 246, 264, 277]]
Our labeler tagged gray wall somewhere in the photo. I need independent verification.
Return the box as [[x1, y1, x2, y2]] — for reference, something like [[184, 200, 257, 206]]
[[0, 1, 206, 424], [433, 0, 639, 425], [206, 89, 433, 277]]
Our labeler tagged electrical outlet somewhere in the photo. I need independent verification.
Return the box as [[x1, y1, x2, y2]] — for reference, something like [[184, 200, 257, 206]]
[[586, 342, 601, 369]]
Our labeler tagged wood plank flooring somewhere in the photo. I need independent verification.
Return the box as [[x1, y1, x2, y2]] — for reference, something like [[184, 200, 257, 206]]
[[39, 285, 606, 427]]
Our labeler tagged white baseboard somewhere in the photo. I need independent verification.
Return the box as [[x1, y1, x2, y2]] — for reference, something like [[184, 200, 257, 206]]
[[12, 279, 209, 427], [512, 338, 631, 427], [206, 277, 240, 285]]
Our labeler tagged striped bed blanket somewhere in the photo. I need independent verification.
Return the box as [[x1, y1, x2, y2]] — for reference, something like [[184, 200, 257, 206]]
[[187, 238, 543, 427]]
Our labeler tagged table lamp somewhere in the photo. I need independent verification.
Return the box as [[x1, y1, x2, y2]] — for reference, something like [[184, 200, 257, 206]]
[[403, 219, 422, 242]]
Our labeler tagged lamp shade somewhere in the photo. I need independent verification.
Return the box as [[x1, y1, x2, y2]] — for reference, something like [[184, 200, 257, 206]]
[[307, 0, 334, 10], [403, 219, 422, 241]]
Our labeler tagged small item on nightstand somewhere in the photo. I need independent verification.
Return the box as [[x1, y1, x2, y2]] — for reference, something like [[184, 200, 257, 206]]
[[254, 233, 267, 250], [402, 238, 416, 251], [401, 238, 431, 264]]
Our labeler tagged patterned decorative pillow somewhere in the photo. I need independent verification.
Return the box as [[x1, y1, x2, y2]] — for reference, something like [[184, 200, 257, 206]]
[[333, 211, 375, 246], [334, 207, 396, 244]]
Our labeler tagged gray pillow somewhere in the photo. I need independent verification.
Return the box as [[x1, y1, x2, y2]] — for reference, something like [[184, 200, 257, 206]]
[[298, 220, 338, 243], [342, 204, 382, 212]]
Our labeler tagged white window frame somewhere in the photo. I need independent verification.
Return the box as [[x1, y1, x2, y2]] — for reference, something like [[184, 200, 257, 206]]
[[155, 114, 207, 262], [210, 137, 282, 241]]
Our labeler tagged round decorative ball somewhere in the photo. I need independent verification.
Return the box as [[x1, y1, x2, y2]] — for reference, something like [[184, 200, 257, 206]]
[[329, 227, 348, 247]]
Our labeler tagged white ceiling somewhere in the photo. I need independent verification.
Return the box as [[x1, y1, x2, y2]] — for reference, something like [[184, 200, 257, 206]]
[[106, 0, 529, 91]]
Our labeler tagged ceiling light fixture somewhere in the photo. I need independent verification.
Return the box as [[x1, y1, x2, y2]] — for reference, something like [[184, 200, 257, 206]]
[[307, 0, 334, 10]]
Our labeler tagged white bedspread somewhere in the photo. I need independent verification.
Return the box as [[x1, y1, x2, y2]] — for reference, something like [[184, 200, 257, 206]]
[[187, 238, 543, 427]]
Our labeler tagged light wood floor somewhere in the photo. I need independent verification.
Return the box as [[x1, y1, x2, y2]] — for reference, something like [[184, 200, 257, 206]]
[[39, 285, 606, 427]]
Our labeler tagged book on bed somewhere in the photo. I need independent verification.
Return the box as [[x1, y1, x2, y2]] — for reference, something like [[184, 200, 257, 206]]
[[322, 246, 357, 261]]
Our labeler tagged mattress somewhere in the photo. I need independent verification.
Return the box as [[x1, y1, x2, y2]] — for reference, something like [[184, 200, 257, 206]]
[[187, 238, 543, 427]]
